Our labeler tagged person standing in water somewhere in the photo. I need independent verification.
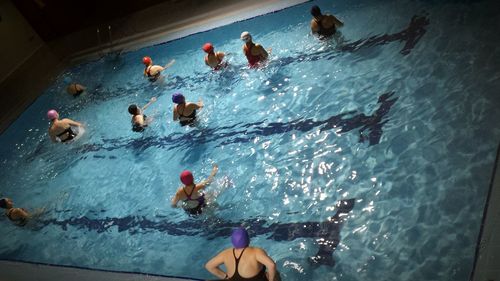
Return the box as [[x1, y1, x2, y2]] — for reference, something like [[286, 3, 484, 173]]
[[128, 97, 157, 132], [142, 56, 176, 82], [241, 31, 270, 68], [171, 164, 218, 215], [310, 5, 344, 37], [203, 43, 227, 70], [172, 93, 203, 126], [205, 228, 280, 281], [47, 109, 84, 143], [0, 198, 31, 226]]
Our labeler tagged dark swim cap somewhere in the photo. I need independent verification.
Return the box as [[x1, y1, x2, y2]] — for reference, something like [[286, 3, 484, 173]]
[[311, 5, 321, 17], [231, 228, 250, 248], [172, 93, 185, 104], [0, 198, 7, 209], [128, 104, 139, 115]]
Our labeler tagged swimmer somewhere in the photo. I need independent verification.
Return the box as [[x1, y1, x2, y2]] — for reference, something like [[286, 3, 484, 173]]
[[128, 97, 157, 132], [205, 228, 280, 281], [47, 109, 84, 143], [172, 93, 203, 127], [171, 164, 218, 216], [66, 83, 86, 97], [142, 56, 175, 82], [310, 5, 344, 37], [203, 42, 226, 70], [0, 198, 30, 226], [241, 31, 270, 68]]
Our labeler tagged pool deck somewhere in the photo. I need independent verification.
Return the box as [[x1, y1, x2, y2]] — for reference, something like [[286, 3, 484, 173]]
[[0, 260, 202, 281], [471, 142, 500, 281]]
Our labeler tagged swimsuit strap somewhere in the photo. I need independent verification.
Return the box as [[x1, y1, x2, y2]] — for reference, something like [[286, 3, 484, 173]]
[[183, 185, 195, 200], [233, 247, 247, 267], [145, 66, 152, 76]]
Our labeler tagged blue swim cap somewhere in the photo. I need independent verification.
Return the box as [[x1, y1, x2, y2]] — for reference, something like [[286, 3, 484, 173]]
[[172, 93, 185, 104], [63, 76, 72, 84], [231, 228, 250, 249]]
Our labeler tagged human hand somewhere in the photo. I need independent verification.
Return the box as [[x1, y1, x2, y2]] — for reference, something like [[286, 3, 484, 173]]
[[151, 97, 157, 102]]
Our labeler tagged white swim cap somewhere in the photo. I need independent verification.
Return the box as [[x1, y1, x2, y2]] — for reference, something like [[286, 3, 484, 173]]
[[240, 31, 252, 42]]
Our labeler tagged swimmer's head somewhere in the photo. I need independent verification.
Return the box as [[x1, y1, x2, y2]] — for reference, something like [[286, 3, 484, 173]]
[[47, 109, 59, 121], [172, 93, 185, 104], [202, 43, 214, 53], [142, 56, 152, 65], [240, 31, 252, 43], [231, 228, 250, 249], [63, 76, 72, 84], [0, 198, 12, 209], [180, 170, 194, 186], [311, 5, 322, 18], [128, 104, 140, 115]]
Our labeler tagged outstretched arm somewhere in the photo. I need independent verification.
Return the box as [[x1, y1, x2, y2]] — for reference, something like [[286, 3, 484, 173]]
[[64, 119, 83, 127], [255, 248, 277, 281], [205, 251, 228, 280], [332, 15, 344, 27], [142, 97, 157, 111], [198, 164, 219, 189], [164, 59, 176, 69]]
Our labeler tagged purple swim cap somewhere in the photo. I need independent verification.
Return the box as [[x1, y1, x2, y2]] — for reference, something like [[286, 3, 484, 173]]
[[172, 93, 185, 104], [231, 228, 250, 249], [47, 109, 58, 120]]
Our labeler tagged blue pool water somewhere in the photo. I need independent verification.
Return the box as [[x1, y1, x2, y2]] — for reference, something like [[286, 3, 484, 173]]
[[1, 0, 500, 280]]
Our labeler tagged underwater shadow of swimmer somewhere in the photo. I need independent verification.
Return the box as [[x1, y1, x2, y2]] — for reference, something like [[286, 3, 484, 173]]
[[275, 14, 430, 68], [74, 92, 397, 156], [38, 199, 354, 266]]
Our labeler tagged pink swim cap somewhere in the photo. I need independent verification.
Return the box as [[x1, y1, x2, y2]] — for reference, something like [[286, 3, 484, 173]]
[[47, 109, 58, 120], [180, 170, 194, 185]]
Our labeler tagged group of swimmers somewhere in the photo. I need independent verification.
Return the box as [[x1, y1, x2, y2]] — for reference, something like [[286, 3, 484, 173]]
[[2, 6, 342, 281]]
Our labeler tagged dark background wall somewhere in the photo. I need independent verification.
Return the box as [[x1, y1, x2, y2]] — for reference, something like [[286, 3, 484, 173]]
[[11, 0, 178, 41]]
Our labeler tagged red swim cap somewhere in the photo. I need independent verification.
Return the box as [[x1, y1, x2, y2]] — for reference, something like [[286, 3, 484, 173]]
[[142, 56, 152, 65], [180, 170, 194, 185], [202, 43, 214, 53]]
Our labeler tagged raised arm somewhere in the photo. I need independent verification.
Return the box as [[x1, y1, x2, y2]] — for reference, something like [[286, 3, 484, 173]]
[[205, 251, 228, 280], [198, 164, 218, 189], [255, 248, 277, 281], [164, 59, 176, 69], [142, 97, 157, 111]]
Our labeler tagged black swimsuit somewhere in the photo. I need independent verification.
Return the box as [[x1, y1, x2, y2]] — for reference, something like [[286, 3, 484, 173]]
[[132, 115, 147, 132], [57, 127, 77, 142], [177, 105, 196, 127], [145, 66, 160, 82], [182, 186, 206, 216], [7, 209, 27, 226], [227, 248, 268, 281]]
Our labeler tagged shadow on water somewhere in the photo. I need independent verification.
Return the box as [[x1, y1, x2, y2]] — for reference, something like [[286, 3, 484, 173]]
[[34, 199, 354, 267], [71, 91, 398, 155]]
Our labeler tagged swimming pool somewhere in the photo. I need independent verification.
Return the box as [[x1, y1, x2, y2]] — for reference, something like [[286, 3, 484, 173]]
[[1, 0, 500, 280]]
